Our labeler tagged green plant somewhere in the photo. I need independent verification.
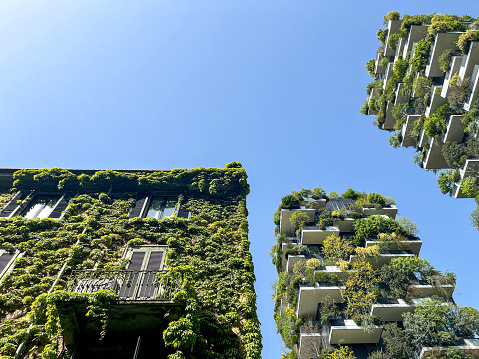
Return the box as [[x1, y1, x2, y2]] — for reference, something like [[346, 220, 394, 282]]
[[343, 261, 379, 316], [342, 188, 361, 200], [424, 104, 451, 137], [461, 176, 479, 198], [384, 11, 400, 24], [281, 194, 300, 209], [366, 59, 376, 76], [410, 38, 432, 73], [322, 233, 354, 263], [439, 49, 456, 72], [377, 28, 388, 43], [319, 296, 339, 325], [395, 216, 419, 237], [388, 131, 403, 148], [379, 56, 390, 69], [289, 211, 311, 231], [457, 30, 479, 53], [428, 14, 466, 36], [388, 33, 400, 50], [448, 73, 471, 112]]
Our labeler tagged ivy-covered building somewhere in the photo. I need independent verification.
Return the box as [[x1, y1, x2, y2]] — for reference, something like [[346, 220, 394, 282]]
[[360, 12, 479, 230], [271, 188, 479, 359], [0, 164, 262, 359]]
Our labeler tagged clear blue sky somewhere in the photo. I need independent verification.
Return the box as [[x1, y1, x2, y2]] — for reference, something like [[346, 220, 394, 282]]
[[1, 1, 477, 357]]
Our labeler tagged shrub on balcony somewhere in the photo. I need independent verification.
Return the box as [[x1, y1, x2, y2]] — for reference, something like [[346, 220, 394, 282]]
[[366, 59, 376, 76], [437, 169, 460, 195], [353, 215, 406, 245], [383, 11, 400, 24], [379, 56, 390, 69], [319, 346, 356, 359], [343, 261, 379, 317], [457, 30, 479, 54], [448, 74, 471, 113], [410, 38, 432, 73], [319, 295, 339, 325], [281, 194, 300, 209], [424, 104, 451, 137], [461, 176, 479, 198], [396, 216, 419, 237], [388, 33, 400, 50], [439, 49, 456, 72], [428, 14, 466, 36], [323, 233, 354, 263], [377, 28, 388, 43]]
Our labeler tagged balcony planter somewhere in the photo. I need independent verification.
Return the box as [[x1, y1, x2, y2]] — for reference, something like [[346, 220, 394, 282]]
[[362, 204, 398, 218], [418, 339, 479, 358], [365, 237, 422, 256], [329, 318, 382, 345], [301, 226, 340, 245], [280, 208, 315, 236], [296, 282, 345, 318], [315, 266, 349, 281], [350, 250, 415, 269]]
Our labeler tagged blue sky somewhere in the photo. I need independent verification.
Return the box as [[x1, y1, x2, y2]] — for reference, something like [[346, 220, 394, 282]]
[[1, 1, 478, 357]]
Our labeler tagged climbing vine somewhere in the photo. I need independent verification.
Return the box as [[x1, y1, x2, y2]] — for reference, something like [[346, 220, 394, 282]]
[[0, 163, 261, 359]]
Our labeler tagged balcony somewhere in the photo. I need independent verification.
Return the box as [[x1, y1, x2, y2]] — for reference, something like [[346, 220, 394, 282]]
[[410, 280, 455, 298], [402, 25, 429, 60], [418, 339, 479, 358], [334, 218, 357, 232], [365, 237, 422, 256], [383, 20, 403, 57], [316, 265, 349, 281], [350, 250, 415, 270], [369, 297, 444, 322], [441, 55, 464, 98], [362, 205, 397, 218], [452, 159, 479, 198], [443, 115, 465, 143], [423, 137, 450, 169], [401, 115, 421, 147], [59, 270, 183, 358], [425, 88, 448, 118], [458, 41, 479, 81], [464, 64, 479, 111], [296, 283, 345, 318], [280, 208, 315, 236], [300, 226, 340, 245], [68, 270, 181, 301], [298, 322, 325, 359], [328, 319, 382, 345], [374, 52, 386, 75], [286, 254, 305, 273], [425, 32, 462, 78]]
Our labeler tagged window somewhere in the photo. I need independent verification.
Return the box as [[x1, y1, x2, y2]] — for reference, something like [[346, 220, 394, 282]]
[[145, 197, 177, 219], [120, 246, 167, 299], [22, 195, 62, 219], [0, 191, 76, 219], [0, 249, 20, 280], [128, 193, 190, 219]]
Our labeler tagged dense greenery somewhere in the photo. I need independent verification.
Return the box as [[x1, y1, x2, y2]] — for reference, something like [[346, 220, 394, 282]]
[[361, 11, 479, 231], [0, 164, 261, 359]]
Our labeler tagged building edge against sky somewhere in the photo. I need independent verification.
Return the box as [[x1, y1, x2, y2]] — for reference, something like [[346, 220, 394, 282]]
[[271, 187, 479, 359], [0, 164, 262, 359], [361, 11, 479, 231]]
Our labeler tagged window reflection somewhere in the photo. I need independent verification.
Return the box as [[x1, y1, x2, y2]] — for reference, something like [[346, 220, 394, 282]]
[[146, 197, 177, 219], [23, 195, 61, 219]]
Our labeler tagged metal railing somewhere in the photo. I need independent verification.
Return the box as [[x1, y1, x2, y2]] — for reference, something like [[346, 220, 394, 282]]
[[67, 270, 182, 301]]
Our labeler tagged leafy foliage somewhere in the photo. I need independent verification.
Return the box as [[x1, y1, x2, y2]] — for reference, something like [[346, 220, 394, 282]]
[[0, 166, 261, 359]]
